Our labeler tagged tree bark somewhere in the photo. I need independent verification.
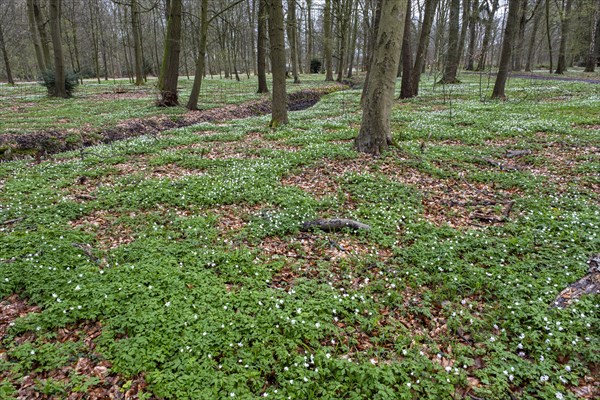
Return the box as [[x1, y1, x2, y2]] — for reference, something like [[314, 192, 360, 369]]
[[399, 0, 413, 99], [0, 22, 14, 84], [26, 0, 46, 72], [256, 0, 269, 92], [477, 0, 499, 71], [49, 0, 66, 97], [545, 0, 553, 73], [158, 0, 182, 106], [465, 0, 479, 70], [32, 0, 52, 69], [555, 0, 572, 74], [131, 0, 145, 85], [512, 0, 528, 71], [584, 0, 599, 72], [355, 0, 406, 155], [457, 0, 471, 68], [306, 0, 313, 72], [324, 0, 334, 81], [411, 0, 439, 96], [267, 0, 288, 127], [440, 0, 461, 83], [287, 0, 301, 83], [525, 1, 543, 71], [186, 0, 208, 110], [491, 0, 520, 100]]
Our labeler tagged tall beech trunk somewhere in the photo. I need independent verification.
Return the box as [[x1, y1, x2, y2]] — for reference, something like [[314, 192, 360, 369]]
[[158, 0, 182, 106], [306, 0, 313, 72], [465, 0, 479, 70], [411, 0, 439, 96], [512, 0, 528, 71], [525, 2, 543, 71], [440, 0, 461, 83], [324, 0, 334, 81], [257, 0, 269, 92], [287, 0, 300, 83], [49, 0, 66, 97], [457, 0, 471, 67], [131, 0, 144, 85], [355, 0, 406, 155], [33, 0, 52, 69], [0, 22, 14, 84], [555, 0, 572, 74], [186, 0, 208, 110], [26, 0, 46, 72], [267, 0, 288, 127], [545, 0, 553, 72], [491, 0, 520, 100], [477, 0, 499, 71], [399, 0, 413, 99], [584, 0, 600, 72]]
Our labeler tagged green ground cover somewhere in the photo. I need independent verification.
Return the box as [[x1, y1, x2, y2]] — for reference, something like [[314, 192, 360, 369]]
[[0, 74, 598, 399]]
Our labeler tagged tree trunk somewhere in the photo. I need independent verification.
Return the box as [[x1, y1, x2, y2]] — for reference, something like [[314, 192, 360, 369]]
[[555, 0, 572, 74], [257, 0, 269, 92], [26, 0, 46, 72], [158, 0, 182, 106], [131, 0, 145, 85], [306, 0, 313, 72], [267, 0, 288, 127], [49, 0, 66, 97], [512, 0, 528, 71], [525, 1, 543, 71], [545, 0, 553, 73], [355, 0, 406, 155], [491, 0, 520, 100], [399, 0, 413, 99], [33, 0, 52, 69], [411, 0, 439, 96], [0, 22, 14, 84], [457, 0, 471, 67], [186, 0, 208, 110], [477, 0, 499, 71], [287, 0, 301, 83], [584, 0, 599, 72], [440, 0, 461, 83], [324, 0, 334, 81], [346, 0, 360, 78], [465, 0, 479, 70]]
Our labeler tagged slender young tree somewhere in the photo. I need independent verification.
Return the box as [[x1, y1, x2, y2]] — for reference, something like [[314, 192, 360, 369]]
[[355, 0, 406, 155], [257, 0, 269, 92], [411, 0, 439, 96], [324, 0, 334, 81], [491, 0, 520, 99], [525, 0, 543, 71], [158, 0, 182, 106], [267, 0, 288, 127], [49, 0, 67, 98]]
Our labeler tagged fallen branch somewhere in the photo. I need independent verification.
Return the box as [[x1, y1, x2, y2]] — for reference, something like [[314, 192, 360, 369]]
[[470, 201, 515, 224], [481, 157, 521, 171], [71, 243, 101, 265], [505, 149, 532, 158], [551, 254, 600, 308], [1, 217, 24, 225], [301, 218, 370, 232]]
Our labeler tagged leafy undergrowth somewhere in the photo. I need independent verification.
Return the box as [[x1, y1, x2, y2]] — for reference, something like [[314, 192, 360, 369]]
[[0, 76, 598, 399]]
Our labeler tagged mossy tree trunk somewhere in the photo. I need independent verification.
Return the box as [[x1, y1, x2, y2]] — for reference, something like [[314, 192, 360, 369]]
[[266, 0, 288, 127], [491, 0, 520, 100], [355, 0, 406, 155], [158, 0, 182, 106], [49, 0, 67, 98]]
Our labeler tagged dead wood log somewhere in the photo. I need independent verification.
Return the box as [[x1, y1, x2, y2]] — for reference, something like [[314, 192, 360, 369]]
[[481, 158, 521, 171], [1, 217, 24, 225], [75, 194, 97, 201], [301, 218, 370, 232], [71, 243, 101, 265], [505, 149, 532, 158], [552, 254, 600, 308], [470, 201, 515, 223]]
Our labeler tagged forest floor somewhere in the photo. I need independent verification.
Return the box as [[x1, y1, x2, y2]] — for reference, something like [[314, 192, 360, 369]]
[[0, 73, 599, 400]]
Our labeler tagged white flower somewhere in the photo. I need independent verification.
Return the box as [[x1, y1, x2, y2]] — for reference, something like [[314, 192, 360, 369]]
[[165, 301, 171, 307], [230, 393, 235, 397], [565, 365, 571, 372], [540, 375, 549, 382], [555, 392, 563, 400], [489, 336, 496, 342]]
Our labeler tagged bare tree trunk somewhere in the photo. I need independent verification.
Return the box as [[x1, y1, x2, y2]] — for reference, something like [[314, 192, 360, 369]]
[[477, 0, 499, 71], [399, 0, 413, 99], [158, 0, 182, 106], [440, 0, 461, 83], [355, 0, 406, 155], [525, 1, 543, 71], [457, 0, 471, 67], [584, 0, 600, 72], [411, 0, 439, 96], [88, 0, 101, 83], [512, 0, 528, 71], [287, 0, 301, 83], [555, 0, 573, 74], [0, 22, 14, 84], [545, 0, 553, 73], [131, 0, 144, 85], [26, 0, 46, 72], [335, 0, 352, 82], [465, 0, 479, 70], [33, 0, 52, 69], [187, 0, 208, 110], [306, 0, 313, 72], [491, 0, 520, 100], [49, 0, 66, 97], [267, 0, 288, 127], [257, 0, 269, 92], [324, 0, 334, 81], [346, 0, 360, 78]]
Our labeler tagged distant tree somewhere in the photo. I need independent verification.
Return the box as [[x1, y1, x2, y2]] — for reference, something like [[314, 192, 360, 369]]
[[287, 0, 301, 83], [26, 0, 46, 72], [355, 0, 406, 155], [555, 0, 573, 74], [186, 0, 208, 110], [465, 0, 479, 71], [399, 0, 412, 99], [130, 0, 145, 85], [411, 0, 439, 96], [49, 0, 67, 98], [477, 0, 499, 71], [158, 0, 182, 106], [256, 0, 269, 93], [584, 0, 599, 72], [267, 0, 288, 127], [0, 15, 14, 84], [440, 0, 461, 83], [492, 0, 520, 100], [324, 0, 334, 81]]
